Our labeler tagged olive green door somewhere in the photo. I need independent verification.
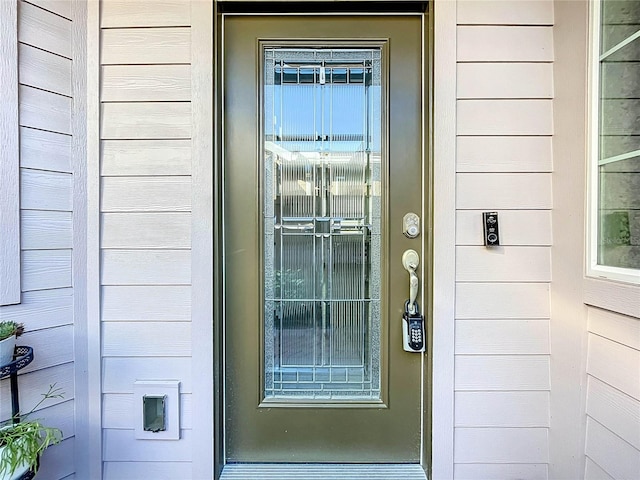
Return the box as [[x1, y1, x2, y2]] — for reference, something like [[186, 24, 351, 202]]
[[223, 15, 426, 463]]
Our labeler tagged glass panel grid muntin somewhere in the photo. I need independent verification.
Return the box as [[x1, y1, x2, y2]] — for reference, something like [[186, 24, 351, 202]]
[[597, 1, 640, 270], [263, 46, 383, 401]]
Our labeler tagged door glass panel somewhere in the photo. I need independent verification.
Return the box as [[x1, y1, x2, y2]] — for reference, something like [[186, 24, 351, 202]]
[[263, 47, 382, 401]]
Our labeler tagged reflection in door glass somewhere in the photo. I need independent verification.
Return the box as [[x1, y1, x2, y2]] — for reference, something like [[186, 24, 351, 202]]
[[263, 48, 383, 400]]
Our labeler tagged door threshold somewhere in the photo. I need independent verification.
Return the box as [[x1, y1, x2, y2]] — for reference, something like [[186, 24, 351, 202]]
[[220, 463, 427, 480]]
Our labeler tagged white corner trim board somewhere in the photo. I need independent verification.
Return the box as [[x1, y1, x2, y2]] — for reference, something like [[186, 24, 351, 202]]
[[0, 0, 20, 307]]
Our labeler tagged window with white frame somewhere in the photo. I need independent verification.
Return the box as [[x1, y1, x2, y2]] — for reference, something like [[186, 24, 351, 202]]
[[590, 0, 640, 282]]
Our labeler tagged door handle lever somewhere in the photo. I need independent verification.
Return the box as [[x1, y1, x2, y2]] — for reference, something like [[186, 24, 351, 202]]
[[408, 269, 419, 313], [402, 249, 420, 314]]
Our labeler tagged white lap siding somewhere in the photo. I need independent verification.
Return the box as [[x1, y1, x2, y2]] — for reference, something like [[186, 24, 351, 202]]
[[584, 308, 640, 479], [454, 2, 554, 478], [98, 0, 194, 477], [0, 1, 78, 478]]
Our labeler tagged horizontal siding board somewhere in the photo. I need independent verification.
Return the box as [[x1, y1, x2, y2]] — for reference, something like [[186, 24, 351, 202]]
[[456, 210, 552, 246], [1, 396, 73, 434], [101, 139, 191, 176], [103, 429, 193, 462], [101, 250, 191, 285], [457, 63, 553, 99], [588, 307, 640, 350], [457, 136, 552, 173], [587, 334, 640, 400], [101, 102, 191, 140], [455, 391, 550, 427], [100, 27, 190, 65], [19, 43, 71, 96], [0, 288, 73, 330], [0, 363, 73, 418], [17, 325, 74, 373], [102, 321, 191, 356], [456, 282, 550, 319], [21, 210, 72, 250], [36, 400, 75, 441], [103, 462, 193, 480], [101, 212, 191, 249], [457, 173, 552, 210], [26, 0, 73, 20], [21, 169, 72, 211], [19, 85, 71, 134], [457, 99, 553, 136], [454, 463, 548, 480], [102, 358, 192, 393], [456, 246, 551, 282], [103, 393, 192, 429], [584, 278, 640, 319], [454, 427, 549, 463], [457, 26, 553, 62], [21, 249, 72, 291], [585, 418, 640, 480], [455, 320, 549, 354], [38, 437, 75, 480], [455, 355, 550, 390], [457, 0, 553, 25], [101, 65, 191, 102], [18, 1, 71, 58], [101, 177, 191, 212], [584, 458, 615, 480], [101, 285, 191, 321], [587, 377, 640, 449], [100, 0, 190, 27], [20, 127, 71, 173]]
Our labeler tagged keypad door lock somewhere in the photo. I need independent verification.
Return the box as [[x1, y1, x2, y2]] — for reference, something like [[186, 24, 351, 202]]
[[401, 249, 425, 352], [403, 212, 420, 238]]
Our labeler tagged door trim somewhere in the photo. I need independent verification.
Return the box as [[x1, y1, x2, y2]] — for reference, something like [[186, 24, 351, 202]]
[[192, 1, 216, 479], [429, 1, 457, 478], [218, 9, 430, 473]]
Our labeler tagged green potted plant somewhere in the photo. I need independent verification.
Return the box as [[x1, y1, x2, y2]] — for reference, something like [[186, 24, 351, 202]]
[[0, 384, 63, 480], [0, 323, 23, 367]]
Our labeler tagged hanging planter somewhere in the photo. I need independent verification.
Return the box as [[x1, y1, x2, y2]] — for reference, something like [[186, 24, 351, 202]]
[[0, 323, 23, 367]]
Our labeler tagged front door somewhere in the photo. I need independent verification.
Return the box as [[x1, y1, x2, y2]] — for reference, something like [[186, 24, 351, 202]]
[[223, 15, 426, 463]]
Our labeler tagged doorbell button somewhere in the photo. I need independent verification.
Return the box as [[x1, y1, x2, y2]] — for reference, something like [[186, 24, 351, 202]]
[[483, 212, 500, 247]]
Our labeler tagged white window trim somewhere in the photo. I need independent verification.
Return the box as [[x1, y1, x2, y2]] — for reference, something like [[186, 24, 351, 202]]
[[586, 0, 640, 286], [0, 0, 21, 306]]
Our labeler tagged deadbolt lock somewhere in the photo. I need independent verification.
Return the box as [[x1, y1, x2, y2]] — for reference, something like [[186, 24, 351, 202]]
[[403, 212, 420, 238]]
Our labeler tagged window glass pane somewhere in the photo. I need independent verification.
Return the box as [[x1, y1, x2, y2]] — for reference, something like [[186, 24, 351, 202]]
[[598, 0, 640, 269], [600, 0, 640, 53], [263, 47, 383, 401]]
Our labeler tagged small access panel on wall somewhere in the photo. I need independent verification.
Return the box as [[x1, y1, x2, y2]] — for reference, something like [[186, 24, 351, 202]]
[[134, 380, 180, 440]]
